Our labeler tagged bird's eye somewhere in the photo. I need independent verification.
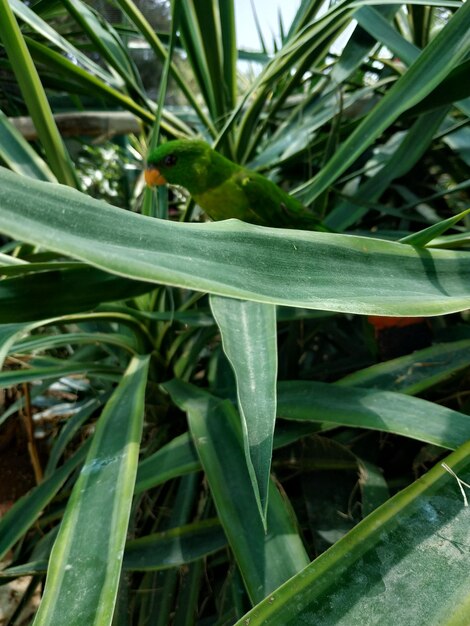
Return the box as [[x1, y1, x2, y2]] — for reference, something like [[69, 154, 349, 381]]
[[163, 154, 177, 167]]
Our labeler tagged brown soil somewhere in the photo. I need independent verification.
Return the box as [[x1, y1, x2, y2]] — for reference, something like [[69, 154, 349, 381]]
[[0, 418, 37, 513]]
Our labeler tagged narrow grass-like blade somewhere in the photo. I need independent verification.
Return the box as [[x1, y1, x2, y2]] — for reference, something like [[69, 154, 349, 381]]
[[219, 0, 237, 112], [44, 397, 104, 477], [0, 322, 29, 368], [191, 0, 226, 121], [115, 0, 214, 134], [179, 2, 214, 117], [326, 4, 398, 99], [138, 372, 470, 506], [11, 331, 139, 356], [0, 311, 150, 367], [61, 0, 141, 92], [354, 5, 419, 66], [134, 424, 323, 494], [26, 37, 191, 136], [406, 59, 470, 116], [0, 521, 223, 577], [25, 38, 152, 123]]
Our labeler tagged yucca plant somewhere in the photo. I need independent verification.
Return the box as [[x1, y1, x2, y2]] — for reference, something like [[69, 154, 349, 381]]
[[0, 1, 470, 624]]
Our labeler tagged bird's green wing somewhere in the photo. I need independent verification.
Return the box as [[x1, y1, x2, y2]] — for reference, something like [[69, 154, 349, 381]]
[[233, 169, 323, 230]]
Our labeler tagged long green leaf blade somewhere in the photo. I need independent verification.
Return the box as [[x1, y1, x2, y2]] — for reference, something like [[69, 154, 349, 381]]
[[326, 106, 449, 229], [296, 0, 470, 205], [235, 438, 470, 626], [123, 519, 227, 571], [400, 208, 470, 247], [32, 355, 149, 626], [0, 519, 226, 576], [10, 0, 122, 88], [0, 0, 77, 186], [277, 380, 470, 450], [338, 339, 470, 394], [135, 433, 200, 494], [0, 109, 55, 181], [0, 265, 153, 323], [163, 379, 309, 604], [210, 296, 277, 520], [115, 0, 215, 134], [1, 169, 470, 315], [0, 444, 89, 561], [355, 5, 419, 66], [61, 0, 140, 90]]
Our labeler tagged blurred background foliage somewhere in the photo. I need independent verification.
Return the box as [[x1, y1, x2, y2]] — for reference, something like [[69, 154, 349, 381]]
[[0, 0, 469, 624]]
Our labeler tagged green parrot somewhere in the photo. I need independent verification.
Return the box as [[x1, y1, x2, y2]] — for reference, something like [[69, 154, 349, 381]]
[[145, 139, 325, 230]]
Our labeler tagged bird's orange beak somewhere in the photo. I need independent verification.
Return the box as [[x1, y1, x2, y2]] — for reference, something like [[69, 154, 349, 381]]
[[145, 165, 167, 187]]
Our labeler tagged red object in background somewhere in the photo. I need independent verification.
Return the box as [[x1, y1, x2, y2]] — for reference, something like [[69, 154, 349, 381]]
[[368, 316, 432, 360]]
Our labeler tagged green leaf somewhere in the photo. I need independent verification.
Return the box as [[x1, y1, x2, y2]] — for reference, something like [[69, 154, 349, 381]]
[[0, 442, 89, 561], [210, 296, 277, 521], [61, 0, 141, 92], [123, 519, 227, 571], [0, 519, 227, 575], [0, 0, 77, 186], [0, 322, 29, 368], [179, 1, 215, 119], [32, 355, 149, 626], [354, 5, 419, 66], [406, 58, 470, 116], [338, 339, 470, 394], [0, 311, 150, 379], [135, 433, 200, 495], [0, 360, 121, 389], [44, 397, 104, 478], [400, 208, 470, 247], [0, 264, 153, 323], [235, 438, 470, 626], [277, 380, 470, 450], [359, 458, 390, 516], [219, 0, 237, 112], [296, 0, 470, 205], [163, 379, 309, 604], [138, 378, 470, 499], [190, 1, 226, 120], [134, 423, 324, 495], [25, 37, 154, 126], [1, 168, 470, 315], [0, 108, 55, 181], [11, 330, 139, 356], [0, 561, 48, 579], [115, 0, 215, 134], [10, 0, 122, 89], [326, 107, 449, 230]]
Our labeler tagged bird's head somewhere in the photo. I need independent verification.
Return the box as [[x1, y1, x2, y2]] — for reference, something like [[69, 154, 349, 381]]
[[145, 140, 223, 195]]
